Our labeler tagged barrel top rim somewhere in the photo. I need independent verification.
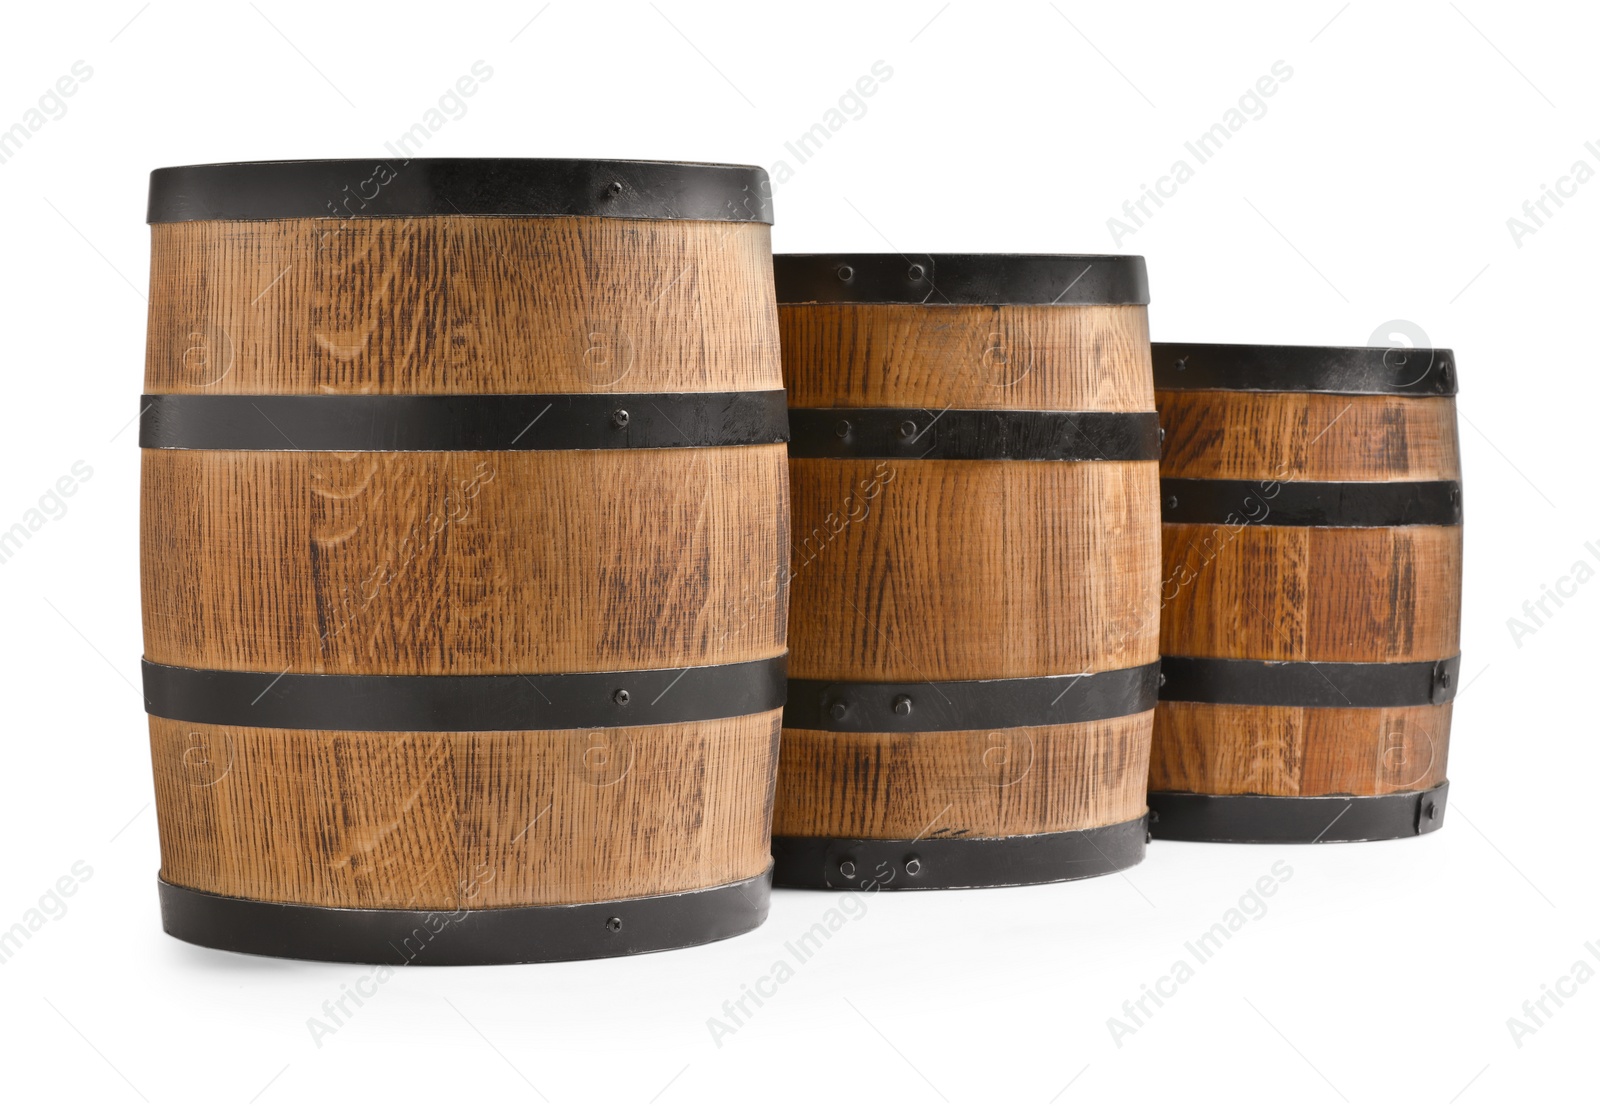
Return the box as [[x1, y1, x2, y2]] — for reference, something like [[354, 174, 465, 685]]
[[148, 157, 774, 224], [151, 156, 770, 173], [777, 251, 1142, 259], [1152, 340, 1457, 358], [773, 252, 1149, 306], [1151, 341, 1458, 396]]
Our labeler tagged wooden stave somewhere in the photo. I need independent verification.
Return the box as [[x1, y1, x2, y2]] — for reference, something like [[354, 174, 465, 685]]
[[140, 446, 789, 677], [145, 216, 781, 397], [149, 712, 782, 911]]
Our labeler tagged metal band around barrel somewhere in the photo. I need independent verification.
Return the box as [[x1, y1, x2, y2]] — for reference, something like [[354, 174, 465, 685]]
[[1152, 343, 1457, 395], [158, 868, 772, 965], [788, 409, 1161, 461], [772, 816, 1148, 891], [1147, 783, 1449, 844], [148, 158, 773, 224], [1160, 478, 1462, 527], [138, 391, 789, 452], [142, 656, 787, 732], [1159, 655, 1460, 708], [774, 253, 1150, 306], [784, 662, 1160, 734]]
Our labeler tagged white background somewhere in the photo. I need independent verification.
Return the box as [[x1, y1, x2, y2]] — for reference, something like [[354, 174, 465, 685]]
[[0, 1, 1593, 1103]]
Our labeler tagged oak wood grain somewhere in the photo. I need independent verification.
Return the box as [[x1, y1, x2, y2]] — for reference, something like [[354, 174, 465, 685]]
[[147, 217, 780, 395], [151, 711, 780, 908], [1157, 392, 1461, 482], [775, 713, 1152, 838], [142, 445, 788, 674], [1149, 701, 1449, 797], [789, 457, 1160, 681], [1158, 522, 1462, 663], [782, 304, 1153, 412]]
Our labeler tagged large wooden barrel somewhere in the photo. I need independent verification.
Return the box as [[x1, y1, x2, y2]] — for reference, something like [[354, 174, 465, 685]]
[[140, 159, 789, 962], [1148, 343, 1461, 843], [772, 254, 1161, 890]]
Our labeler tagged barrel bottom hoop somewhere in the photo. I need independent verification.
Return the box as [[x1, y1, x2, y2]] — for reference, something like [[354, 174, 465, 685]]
[[784, 661, 1160, 733], [771, 816, 1148, 891], [1147, 782, 1448, 844], [158, 868, 772, 965], [1159, 655, 1460, 708]]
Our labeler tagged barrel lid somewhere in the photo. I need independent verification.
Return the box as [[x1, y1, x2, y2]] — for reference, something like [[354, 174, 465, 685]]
[[1152, 342, 1457, 396], [147, 158, 773, 224], [773, 253, 1149, 306]]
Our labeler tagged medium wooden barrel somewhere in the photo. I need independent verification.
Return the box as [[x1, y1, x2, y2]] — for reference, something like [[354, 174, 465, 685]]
[[1148, 343, 1461, 843], [772, 254, 1161, 890], [140, 159, 789, 962]]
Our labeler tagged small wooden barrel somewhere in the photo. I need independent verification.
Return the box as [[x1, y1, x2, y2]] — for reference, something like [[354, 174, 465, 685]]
[[1148, 343, 1461, 843], [140, 159, 788, 962], [772, 254, 1161, 890]]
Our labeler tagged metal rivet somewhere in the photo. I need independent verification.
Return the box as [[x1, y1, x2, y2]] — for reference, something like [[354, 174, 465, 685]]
[[1158, 672, 1167, 688], [898, 420, 917, 439], [1175, 358, 1187, 371], [1159, 427, 1166, 445], [606, 181, 624, 196], [838, 859, 856, 880], [907, 264, 925, 281], [605, 916, 622, 932], [613, 688, 630, 706], [828, 700, 849, 722], [835, 419, 852, 438], [892, 695, 913, 716], [1166, 495, 1178, 509], [1150, 810, 1160, 824], [837, 264, 854, 281], [1426, 802, 1440, 821], [612, 409, 630, 428], [904, 855, 922, 877]]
